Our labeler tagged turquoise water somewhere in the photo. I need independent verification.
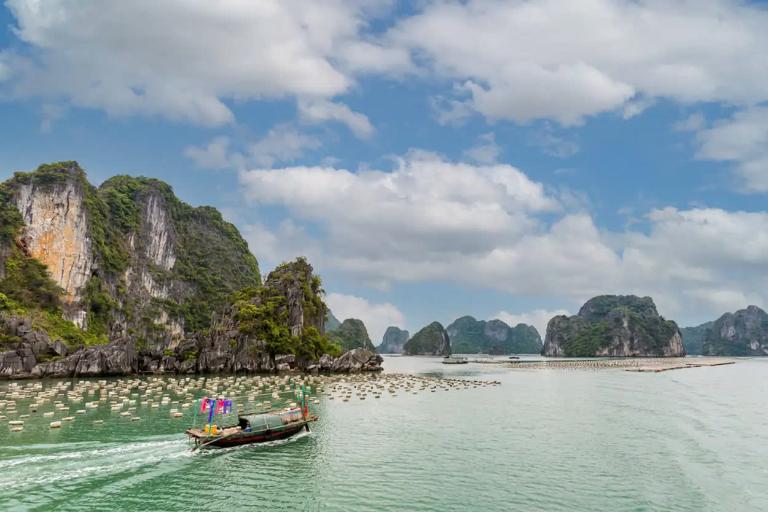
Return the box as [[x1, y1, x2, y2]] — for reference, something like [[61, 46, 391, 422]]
[[1, 356, 768, 511]]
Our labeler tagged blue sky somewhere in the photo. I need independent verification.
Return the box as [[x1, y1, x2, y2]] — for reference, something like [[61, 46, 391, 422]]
[[2, 1, 768, 340]]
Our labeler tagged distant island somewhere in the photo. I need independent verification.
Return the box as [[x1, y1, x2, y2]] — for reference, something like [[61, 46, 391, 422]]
[[403, 322, 451, 356], [376, 326, 409, 354], [683, 306, 768, 356], [542, 295, 685, 357], [446, 316, 541, 354]]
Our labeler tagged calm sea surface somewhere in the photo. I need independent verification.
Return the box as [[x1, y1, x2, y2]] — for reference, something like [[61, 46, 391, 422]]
[[1, 356, 767, 511]]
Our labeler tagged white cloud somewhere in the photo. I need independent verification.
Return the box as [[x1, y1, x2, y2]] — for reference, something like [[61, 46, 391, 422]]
[[239, 151, 768, 327], [242, 220, 320, 274], [494, 309, 570, 340], [185, 125, 320, 171], [184, 136, 241, 170], [388, 0, 768, 125], [240, 151, 560, 265], [463, 132, 500, 164], [2, 0, 401, 125], [694, 107, 768, 192], [248, 124, 321, 168], [298, 98, 374, 139], [325, 292, 405, 342]]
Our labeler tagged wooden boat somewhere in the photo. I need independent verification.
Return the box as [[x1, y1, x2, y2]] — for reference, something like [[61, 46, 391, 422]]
[[442, 356, 468, 364], [187, 408, 318, 450], [187, 386, 317, 451]]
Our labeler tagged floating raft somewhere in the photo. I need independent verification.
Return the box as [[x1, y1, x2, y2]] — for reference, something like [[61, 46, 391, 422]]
[[507, 357, 736, 372], [625, 359, 735, 373]]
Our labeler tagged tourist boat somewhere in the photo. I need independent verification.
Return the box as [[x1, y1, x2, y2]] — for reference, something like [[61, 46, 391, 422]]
[[186, 409, 318, 450], [442, 356, 469, 364], [186, 386, 317, 451]]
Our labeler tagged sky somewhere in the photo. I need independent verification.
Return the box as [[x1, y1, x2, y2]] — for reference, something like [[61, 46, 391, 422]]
[[1, 0, 768, 341]]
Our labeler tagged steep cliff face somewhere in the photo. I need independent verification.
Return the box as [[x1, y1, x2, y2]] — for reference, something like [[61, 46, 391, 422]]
[[0, 163, 382, 378], [703, 305, 768, 356], [376, 326, 409, 354], [13, 167, 92, 326], [542, 295, 685, 357], [327, 318, 375, 351], [680, 321, 713, 355], [404, 321, 451, 356], [0, 162, 261, 350], [446, 315, 542, 354]]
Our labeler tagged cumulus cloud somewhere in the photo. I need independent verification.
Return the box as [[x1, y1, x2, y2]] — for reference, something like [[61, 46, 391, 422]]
[[248, 125, 321, 168], [184, 125, 320, 171], [241, 220, 321, 274], [239, 151, 768, 326], [184, 136, 240, 170], [2, 0, 401, 125], [693, 107, 768, 192], [494, 309, 570, 340], [298, 99, 374, 139], [388, 0, 768, 125], [325, 292, 405, 342]]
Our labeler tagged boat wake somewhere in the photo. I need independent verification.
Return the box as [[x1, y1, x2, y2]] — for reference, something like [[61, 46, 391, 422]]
[[0, 435, 191, 491]]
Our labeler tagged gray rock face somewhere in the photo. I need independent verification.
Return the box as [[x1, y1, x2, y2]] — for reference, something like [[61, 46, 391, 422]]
[[1, 162, 261, 350], [542, 295, 685, 357], [376, 326, 409, 354], [703, 305, 768, 356], [331, 348, 383, 373]]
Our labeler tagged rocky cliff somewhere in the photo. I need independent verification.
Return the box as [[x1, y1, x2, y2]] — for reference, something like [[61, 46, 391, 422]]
[[446, 316, 542, 354], [0, 162, 381, 377], [542, 295, 685, 357], [702, 305, 768, 356], [403, 321, 451, 356], [376, 326, 409, 354], [327, 318, 375, 352], [680, 321, 713, 356], [0, 162, 260, 348]]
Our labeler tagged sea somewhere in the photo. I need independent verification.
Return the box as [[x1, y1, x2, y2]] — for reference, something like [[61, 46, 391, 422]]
[[1, 355, 767, 511]]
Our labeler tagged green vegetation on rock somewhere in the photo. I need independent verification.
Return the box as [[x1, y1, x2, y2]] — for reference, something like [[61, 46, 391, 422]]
[[233, 258, 342, 360], [680, 322, 713, 355], [404, 321, 451, 356], [542, 295, 684, 357], [327, 318, 375, 352], [0, 162, 262, 349], [446, 316, 542, 354]]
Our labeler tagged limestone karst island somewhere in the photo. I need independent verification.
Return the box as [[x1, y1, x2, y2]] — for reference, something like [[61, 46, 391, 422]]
[[2, 2, 768, 511]]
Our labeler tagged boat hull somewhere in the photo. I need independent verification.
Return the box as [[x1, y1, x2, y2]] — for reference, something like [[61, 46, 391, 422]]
[[210, 423, 307, 447], [187, 417, 315, 450]]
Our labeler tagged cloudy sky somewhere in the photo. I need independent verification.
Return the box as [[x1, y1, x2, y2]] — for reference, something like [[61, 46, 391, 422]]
[[2, 0, 768, 340]]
